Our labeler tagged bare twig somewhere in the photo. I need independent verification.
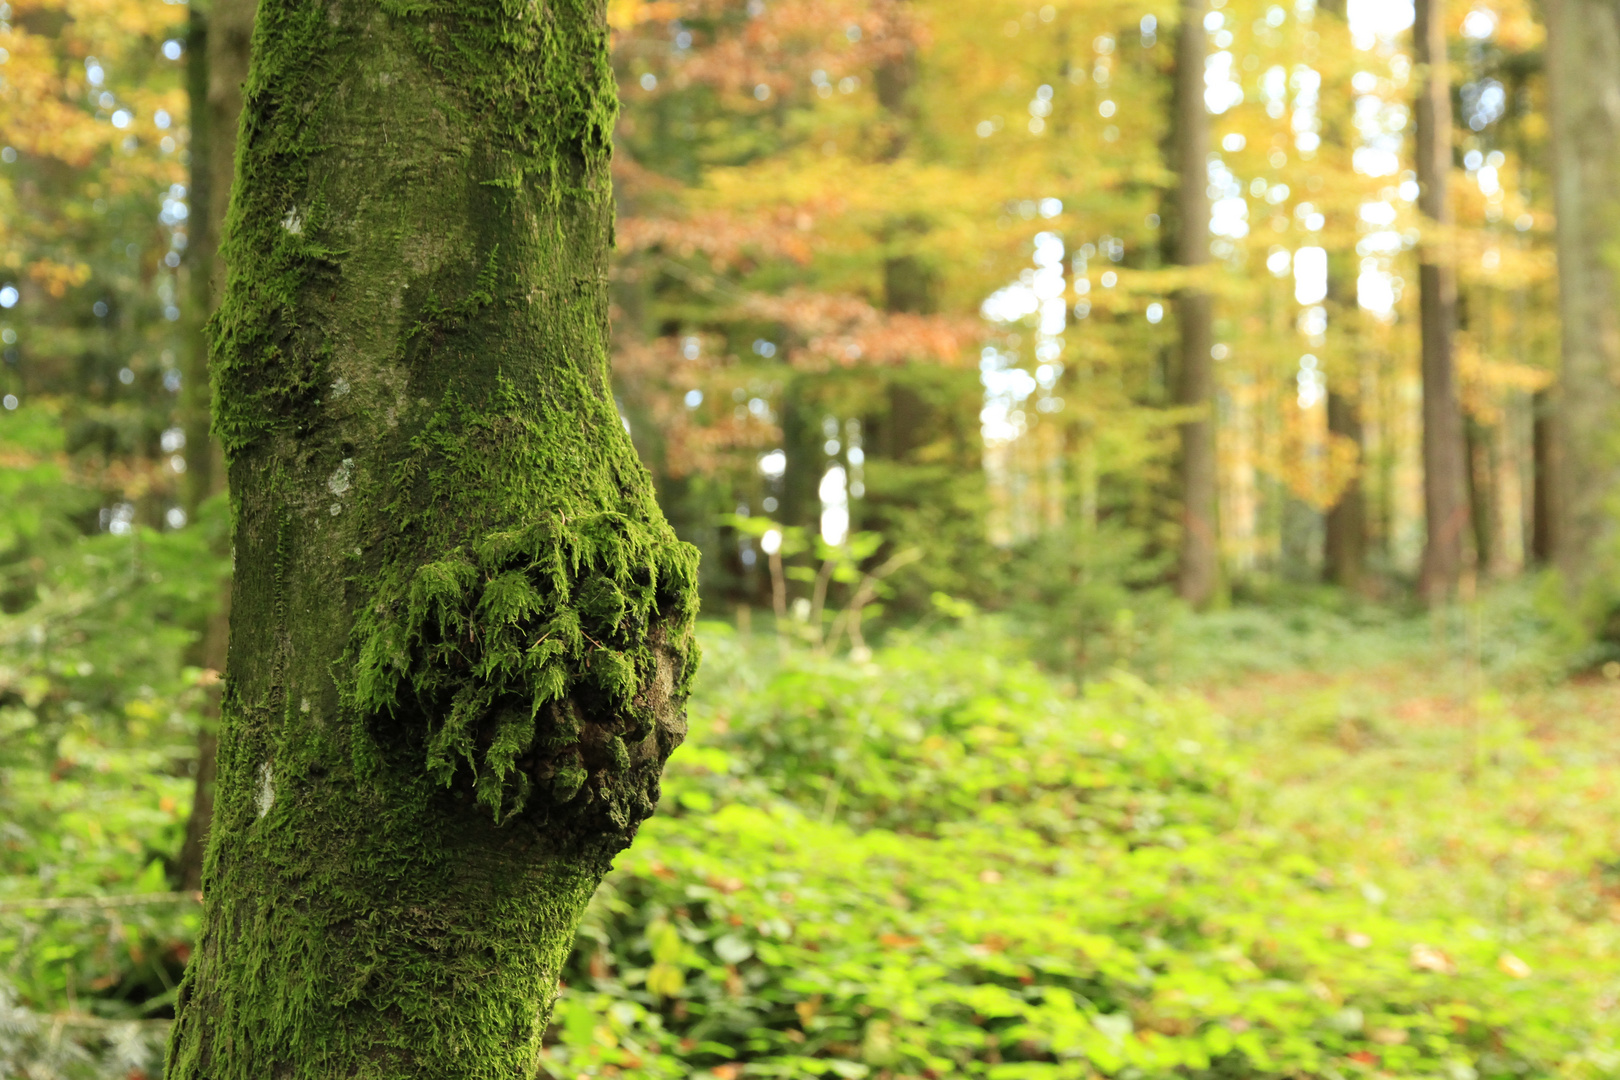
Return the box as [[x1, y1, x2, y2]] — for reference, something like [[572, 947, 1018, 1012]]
[[42, 1013, 173, 1032], [808, 557, 837, 651], [0, 891, 201, 915], [825, 547, 923, 656], [767, 548, 789, 660]]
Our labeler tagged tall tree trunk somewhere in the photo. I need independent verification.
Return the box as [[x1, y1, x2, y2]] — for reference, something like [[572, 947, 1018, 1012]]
[[1414, 0, 1468, 604], [177, 8, 213, 520], [175, 0, 257, 897], [1321, 259, 1367, 592], [1531, 387, 1560, 565], [1465, 415, 1497, 575], [1318, 0, 1366, 591], [1325, 390, 1367, 590], [1506, 65, 1553, 570], [1546, 0, 1620, 629], [165, 4, 699, 1075], [1175, 0, 1218, 606]]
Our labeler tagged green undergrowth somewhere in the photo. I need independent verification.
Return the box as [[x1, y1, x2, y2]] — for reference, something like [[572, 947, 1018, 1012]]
[[0, 402, 222, 1076], [537, 624, 1617, 1080], [5, 561, 1618, 1078], [352, 504, 698, 823], [1159, 579, 1572, 687]]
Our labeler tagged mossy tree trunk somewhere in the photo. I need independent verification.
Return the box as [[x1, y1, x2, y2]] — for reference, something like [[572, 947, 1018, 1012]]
[[1413, 0, 1468, 604], [1546, 0, 1620, 629], [1174, 0, 1218, 608], [165, 2, 699, 1076]]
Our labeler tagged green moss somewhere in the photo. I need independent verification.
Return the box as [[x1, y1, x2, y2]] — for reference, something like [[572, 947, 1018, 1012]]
[[353, 467, 698, 823], [210, 0, 620, 457]]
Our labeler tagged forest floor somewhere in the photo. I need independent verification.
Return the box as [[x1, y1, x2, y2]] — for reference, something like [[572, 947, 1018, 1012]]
[[534, 602, 1620, 1077], [10, 586, 1620, 1077], [1186, 612, 1620, 1022]]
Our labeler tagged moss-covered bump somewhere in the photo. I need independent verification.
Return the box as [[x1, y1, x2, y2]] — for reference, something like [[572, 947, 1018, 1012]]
[[354, 509, 698, 826]]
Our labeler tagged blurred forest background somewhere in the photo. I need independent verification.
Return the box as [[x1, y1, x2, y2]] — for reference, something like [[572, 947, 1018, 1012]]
[[6, 0, 1620, 1077]]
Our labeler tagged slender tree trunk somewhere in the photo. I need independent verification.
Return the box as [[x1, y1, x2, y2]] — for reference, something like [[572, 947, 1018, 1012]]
[[175, 0, 257, 897], [1531, 387, 1559, 565], [173, 5, 216, 895], [1175, 0, 1218, 607], [1320, 258, 1367, 592], [1465, 415, 1497, 575], [1325, 390, 1367, 590], [1546, 0, 1620, 628], [1414, 0, 1468, 604], [868, 24, 946, 549], [1506, 67, 1552, 570], [177, 8, 213, 518], [1318, 0, 1366, 591], [165, 4, 699, 1075]]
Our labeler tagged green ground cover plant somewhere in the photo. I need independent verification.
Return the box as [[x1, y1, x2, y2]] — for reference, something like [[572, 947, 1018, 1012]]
[[533, 623, 1620, 1080], [1, 405, 220, 1077], [5, 570, 1620, 1078]]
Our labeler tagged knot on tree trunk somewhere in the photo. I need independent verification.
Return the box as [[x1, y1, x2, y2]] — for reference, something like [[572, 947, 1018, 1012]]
[[353, 512, 698, 837]]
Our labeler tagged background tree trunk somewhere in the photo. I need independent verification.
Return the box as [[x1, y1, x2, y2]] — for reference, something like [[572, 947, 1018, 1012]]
[[1318, 0, 1366, 592], [1325, 390, 1367, 591], [175, 0, 257, 897], [1546, 0, 1620, 630], [165, 3, 699, 1075], [1175, 0, 1218, 607], [1414, 0, 1468, 604], [1532, 387, 1560, 565], [1465, 414, 1499, 576]]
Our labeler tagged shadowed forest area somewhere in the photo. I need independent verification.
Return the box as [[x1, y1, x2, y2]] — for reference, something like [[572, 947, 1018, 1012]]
[[5, 0, 1620, 1077]]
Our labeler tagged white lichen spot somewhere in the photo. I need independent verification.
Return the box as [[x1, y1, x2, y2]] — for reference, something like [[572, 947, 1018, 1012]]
[[329, 503, 342, 516], [331, 376, 351, 399], [256, 762, 275, 819], [327, 457, 354, 497], [281, 208, 303, 235], [300, 696, 311, 713]]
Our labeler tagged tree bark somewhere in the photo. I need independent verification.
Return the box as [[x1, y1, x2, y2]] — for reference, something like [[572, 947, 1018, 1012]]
[[175, 0, 258, 897], [1174, 0, 1218, 607], [1464, 414, 1497, 575], [1546, 0, 1620, 628], [1414, 0, 1468, 605], [1324, 390, 1366, 591], [165, 3, 699, 1076], [178, 7, 214, 519], [1531, 387, 1559, 565], [1318, 0, 1366, 591]]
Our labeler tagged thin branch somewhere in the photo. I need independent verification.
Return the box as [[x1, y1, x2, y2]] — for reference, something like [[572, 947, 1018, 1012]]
[[39, 1012, 173, 1032], [825, 548, 923, 655], [0, 891, 201, 915]]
